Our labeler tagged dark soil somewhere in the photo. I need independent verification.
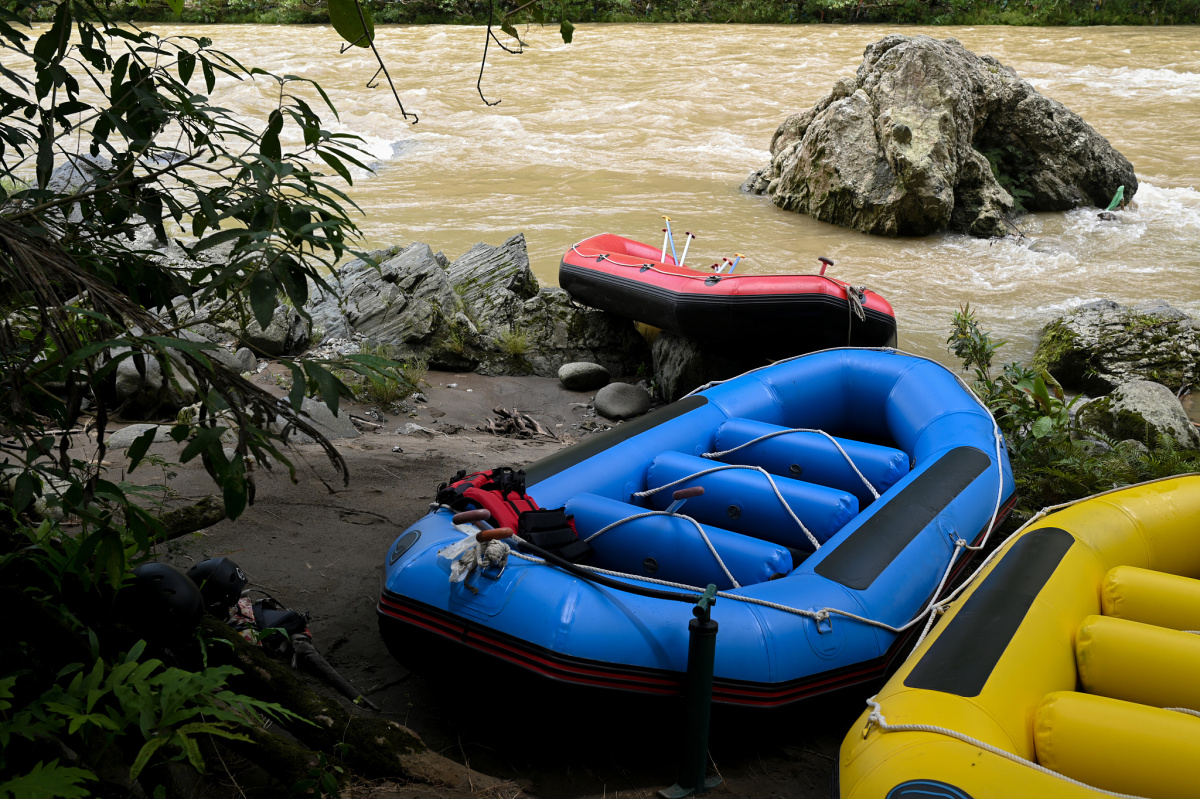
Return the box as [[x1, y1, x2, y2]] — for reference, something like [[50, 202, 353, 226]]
[[111, 370, 871, 799]]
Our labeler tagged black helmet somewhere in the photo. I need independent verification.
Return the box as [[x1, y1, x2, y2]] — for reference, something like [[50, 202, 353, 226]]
[[129, 562, 204, 634], [186, 557, 247, 617]]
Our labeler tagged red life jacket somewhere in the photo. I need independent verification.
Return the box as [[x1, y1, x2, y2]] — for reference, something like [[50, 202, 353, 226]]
[[436, 467, 592, 563]]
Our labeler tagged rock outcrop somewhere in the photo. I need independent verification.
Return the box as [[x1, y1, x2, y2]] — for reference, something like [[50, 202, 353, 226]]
[[1033, 300, 1200, 394], [743, 35, 1137, 238], [649, 332, 758, 402], [1077, 380, 1200, 450], [305, 234, 649, 378]]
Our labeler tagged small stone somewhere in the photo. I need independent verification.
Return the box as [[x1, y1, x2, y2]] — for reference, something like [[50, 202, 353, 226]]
[[594, 382, 652, 421], [447, 383, 458, 388], [234, 347, 257, 374], [392, 446, 403, 452], [559, 362, 611, 392]]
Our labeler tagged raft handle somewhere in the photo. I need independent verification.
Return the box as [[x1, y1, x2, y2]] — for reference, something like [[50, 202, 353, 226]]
[[452, 509, 492, 525]]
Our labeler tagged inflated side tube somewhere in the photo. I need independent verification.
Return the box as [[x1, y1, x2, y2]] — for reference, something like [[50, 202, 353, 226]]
[[565, 492, 793, 590], [1101, 565, 1200, 631], [1075, 614, 1200, 711], [1035, 691, 1200, 799], [712, 417, 909, 508], [643, 451, 857, 549]]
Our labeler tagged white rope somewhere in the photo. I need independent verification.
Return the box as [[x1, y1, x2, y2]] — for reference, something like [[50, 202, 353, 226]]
[[1165, 706, 1200, 719], [702, 426, 880, 500], [862, 697, 1148, 799], [581, 509, 741, 589], [570, 244, 854, 289], [633, 463, 822, 550]]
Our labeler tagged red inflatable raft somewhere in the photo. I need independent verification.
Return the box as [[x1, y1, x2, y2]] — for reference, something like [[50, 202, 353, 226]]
[[560, 234, 897, 359]]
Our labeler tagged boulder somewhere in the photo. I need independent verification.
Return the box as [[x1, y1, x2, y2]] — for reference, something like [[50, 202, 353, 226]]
[[649, 332, 765, 402], [743, 35, 1137, 238], [1077, 380, 1200, 450], [559, 362, 610, 392], [447, 233, 540, 331], [239, 305, 311, 358], [1033, 300, 1200, 394], [113, 348, 199, 410], [305, 236, 649, 378], [505, 287, 650, 379], [108, 423, 173, 450], [112, 332, 262, 414], [273, 396, 360, 444], [594, 382, 652, 421], [306, 243, 474, 370]]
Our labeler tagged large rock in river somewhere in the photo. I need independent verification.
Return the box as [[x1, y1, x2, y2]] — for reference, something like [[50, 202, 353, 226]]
[[1033, 300, 1200, 394], [743, 35, 1138, 237]]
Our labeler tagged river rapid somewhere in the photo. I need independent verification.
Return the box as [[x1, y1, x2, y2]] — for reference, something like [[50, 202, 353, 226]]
[[92, 24, 1200, 363]]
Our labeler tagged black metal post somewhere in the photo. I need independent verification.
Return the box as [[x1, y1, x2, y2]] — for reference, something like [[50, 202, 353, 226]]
[[660, 585, 722, 799]]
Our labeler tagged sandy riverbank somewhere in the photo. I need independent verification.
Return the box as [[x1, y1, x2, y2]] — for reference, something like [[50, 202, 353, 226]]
[[103, 370, 863, 798]]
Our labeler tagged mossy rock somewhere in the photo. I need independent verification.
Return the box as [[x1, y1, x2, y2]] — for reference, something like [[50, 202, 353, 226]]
[[1076, 380, 1200, 450]]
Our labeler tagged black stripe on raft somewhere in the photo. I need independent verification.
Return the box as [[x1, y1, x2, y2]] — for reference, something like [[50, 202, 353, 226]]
[[903, 526, 1075, 697], [814, 447, 991, 591], [558, 263, 896, 352], [523, 395, 708, 486]]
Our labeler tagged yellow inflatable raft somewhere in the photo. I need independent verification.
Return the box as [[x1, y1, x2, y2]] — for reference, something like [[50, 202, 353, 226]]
[[838, 475, 1200, 799]]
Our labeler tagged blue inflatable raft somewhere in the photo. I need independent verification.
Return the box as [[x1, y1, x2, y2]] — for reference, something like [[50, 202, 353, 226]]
[[378, 349, 1015, 707]]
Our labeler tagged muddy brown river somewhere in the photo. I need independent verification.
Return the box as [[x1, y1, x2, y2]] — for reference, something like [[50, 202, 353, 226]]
[[45, 23, 1200, 362]]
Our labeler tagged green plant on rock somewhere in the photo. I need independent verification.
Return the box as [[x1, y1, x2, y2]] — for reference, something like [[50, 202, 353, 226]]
[[497, 326, 529, 357]]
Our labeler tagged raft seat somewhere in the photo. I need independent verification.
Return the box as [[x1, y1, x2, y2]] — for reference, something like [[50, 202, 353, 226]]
[[1027, 576, 1200, 799], [565, 492, 795, 591], [712, 417, 910, 508], [643, 450, 857, 551]]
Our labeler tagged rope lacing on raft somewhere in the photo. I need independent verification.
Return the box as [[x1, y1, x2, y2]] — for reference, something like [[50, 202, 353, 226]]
[[448, 473, 1192, 641], [631, 463, 822, 551], [702, 427, 881, 501], [582, 509, 741, 589], [861, 697, 1150, 799]]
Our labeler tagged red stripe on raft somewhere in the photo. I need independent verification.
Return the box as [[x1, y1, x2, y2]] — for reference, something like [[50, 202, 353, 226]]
[[378, 493, 1016, 707]]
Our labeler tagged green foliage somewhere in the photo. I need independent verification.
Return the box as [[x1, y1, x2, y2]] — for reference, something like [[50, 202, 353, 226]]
[[342, 344, 422, 406], [947, 303, 1006, 381], [947, 310, 1200, 524], [0, 0, 418, 793], [497, 327, 529, 358]]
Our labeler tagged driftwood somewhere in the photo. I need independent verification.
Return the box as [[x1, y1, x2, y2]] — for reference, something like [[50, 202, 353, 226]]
[[478, 407, 557, 440]]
